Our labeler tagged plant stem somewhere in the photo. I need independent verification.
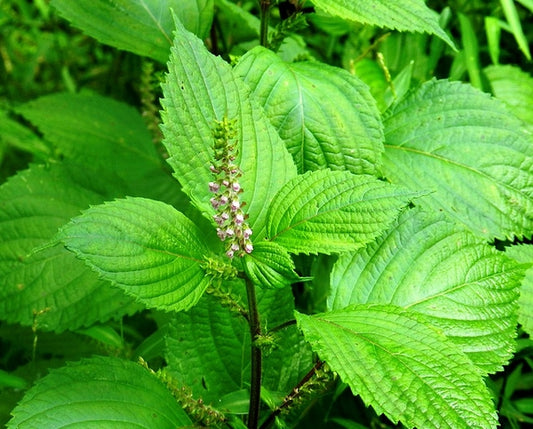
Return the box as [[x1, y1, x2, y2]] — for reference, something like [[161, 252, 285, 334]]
[[259, 360, 325, 429], [245, 276, 262, 429], [259, 0, 271, 47]]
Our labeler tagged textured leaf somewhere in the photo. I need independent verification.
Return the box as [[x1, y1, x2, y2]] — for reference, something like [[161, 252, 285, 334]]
[[266, 169, 417, 254], [160, 16, 297, 239], [329, 207, 521, 373], [243, 241, 303, 289], [57, 197, 212, 312], [51, 0, 214, 62], [235, 46, 383, 175], [505, 244, 533, 336], [164, 284, 312, 404], [16, 93, 160, 185], [8, 356, 191, 428], [296, 305, 498, 429], [0, 163, 140, 332], [15, 92, 189, 208], [311, 0, 455, 48], [485, 65, 533, 130], [382, 79, 533, 240]]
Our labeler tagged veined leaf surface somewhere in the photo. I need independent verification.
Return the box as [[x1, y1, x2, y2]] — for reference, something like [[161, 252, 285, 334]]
[[164, 284, 312, 405], [235, 46, 383, 175], [329, 207, 521, 373], [266, 169, 417, 254], [311, 0, 455, 49], [57, 197, 212, 312], [160, 16, 297, 239], [383, 79, 533, 240], [243, 241, 302, 289], [485, 64, 533, 130], [505, 244, 533, 336], [0, 163, 139, 332], [51, 0, 214, 62], [296, 305, 498, 429], [8, 356, 191, 428]]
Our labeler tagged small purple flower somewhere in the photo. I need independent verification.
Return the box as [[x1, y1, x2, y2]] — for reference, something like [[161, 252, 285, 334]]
[[230, 200, 240, 212], [210, 197, 220, 209], [219, 195, 229, 205], [216, 228, 226, 240], [226, 249, 235, 259], [225, 228, 235, 237], [234, 213, 244, 225], [222, 179, 230, 188], [231, 182, 241, 193], [243, 228, 252, 239], [244, 243, 253, 254], [208, 182, 220, 193]]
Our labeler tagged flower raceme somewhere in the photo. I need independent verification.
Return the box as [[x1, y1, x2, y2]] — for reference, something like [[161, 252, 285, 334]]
[[209, 117, 253, 258]]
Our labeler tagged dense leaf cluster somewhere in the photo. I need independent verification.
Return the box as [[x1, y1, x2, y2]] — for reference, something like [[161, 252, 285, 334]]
[[1, 1, 532, 428]]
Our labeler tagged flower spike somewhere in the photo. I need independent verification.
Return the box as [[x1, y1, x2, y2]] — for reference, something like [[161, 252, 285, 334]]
[[209, 117, 253, 258]]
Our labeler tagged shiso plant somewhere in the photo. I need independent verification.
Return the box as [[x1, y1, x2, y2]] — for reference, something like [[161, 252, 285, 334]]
[[1, 0, 533, 428]]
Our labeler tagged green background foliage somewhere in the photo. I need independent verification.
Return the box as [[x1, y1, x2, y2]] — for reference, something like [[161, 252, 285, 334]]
[[1, 0, 532, 428]]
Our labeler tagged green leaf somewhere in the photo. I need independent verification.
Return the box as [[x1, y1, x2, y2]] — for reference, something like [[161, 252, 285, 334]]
[[57, 197, 212, 312], [235, 46, 384, 175], [0, 110, 50, 158], [16, 93, 161, 183], [311, 0, 455, 49], [485, 65, 533, 130], [160, 16, 297, 239], [329, 206, 521, 373], [8, 356, 192, 428], [505, 244, 533, 336], [164, 284, 312, 404], [243, 241, 303, 289], [16, 92, 190, 208], [266, 169, 418, 254], [500, 0, 531, 61], [0, 163, 140, 332], [382, 79, 533, 240], [51, 0, 214, 62], [295, 305, 498, 429]]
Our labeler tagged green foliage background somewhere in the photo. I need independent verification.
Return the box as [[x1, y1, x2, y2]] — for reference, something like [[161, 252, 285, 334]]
[[1, 0, 532, 428]]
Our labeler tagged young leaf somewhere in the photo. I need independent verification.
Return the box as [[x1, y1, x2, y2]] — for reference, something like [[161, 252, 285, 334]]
[[311, 0, 455, 49], [235, 46, 384, 175], [164, 284, 312, 404], [8, 356, 192, 428], [56, 197, 213, 312], [51, 0, 214, 62], [329, 207, 521, 373], [505, 244, 533, 337], [485, 65, 533, 130], [243, 241, 303, 289], [383, 79, 533, 240], [0, 163, 140, 332], [160, 16, 297, 239], [266, 169, 418, 254], [295, 305, 498, 429]]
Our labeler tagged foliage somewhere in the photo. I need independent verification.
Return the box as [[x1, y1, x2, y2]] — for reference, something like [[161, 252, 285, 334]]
[[1, 0, 532, 428]]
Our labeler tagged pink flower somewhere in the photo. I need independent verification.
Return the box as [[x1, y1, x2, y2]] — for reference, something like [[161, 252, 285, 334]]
[[244, 243, 253, 254], [230, 200, 240, 212], [234, 213, 244, 225], [243, 228, 253, 239], [208, 182, 220, 193]]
